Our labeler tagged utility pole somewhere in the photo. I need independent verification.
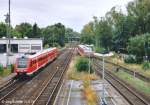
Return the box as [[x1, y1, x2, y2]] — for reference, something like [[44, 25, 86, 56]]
[[102, 55, 105, 99], [5, 0, 11, 67], [8, 0, 11, 55], [8, 0, 11, 66]]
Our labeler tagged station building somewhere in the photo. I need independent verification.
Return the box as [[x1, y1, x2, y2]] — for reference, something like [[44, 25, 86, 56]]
[[0, 37, 43, 54], [0, 37, 43, 67]]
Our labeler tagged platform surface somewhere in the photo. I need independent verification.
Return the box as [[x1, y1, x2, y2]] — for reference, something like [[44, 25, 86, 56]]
[[54, 80, 129, 105]]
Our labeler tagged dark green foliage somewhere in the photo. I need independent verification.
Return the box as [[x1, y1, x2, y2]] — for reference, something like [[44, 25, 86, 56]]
[[42, 23, 66, 47], [15, 23, 32, 38], [127, 33, 150, 63], [76, 57, 92, 73], [65, 28, 80, 43], [142, 62, 150, 70], [80, 0, 150, 65], [80, 35, 94, 45], [124, 55, 136, 64], [80, 22, 95, 45], [0, 22, 7, 38], [0, 22, 78, 47], [31, 23, 41, 38], [95, 47, 103, 53]]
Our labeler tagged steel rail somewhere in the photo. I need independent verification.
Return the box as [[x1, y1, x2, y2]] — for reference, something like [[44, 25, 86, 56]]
[[93, 62, 150, 105]]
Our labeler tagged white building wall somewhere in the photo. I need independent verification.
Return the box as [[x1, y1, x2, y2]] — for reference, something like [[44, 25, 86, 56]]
[[0, 38, 43, 67]]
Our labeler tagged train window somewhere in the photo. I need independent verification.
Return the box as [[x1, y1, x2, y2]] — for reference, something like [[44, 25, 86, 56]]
[[18, 58, 28, 68], [30, 62, 32, 67]]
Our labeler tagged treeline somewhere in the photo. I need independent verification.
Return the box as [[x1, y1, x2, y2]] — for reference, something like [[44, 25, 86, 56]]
[[0, 22, 79, 47], [81, 0, 150, 63]]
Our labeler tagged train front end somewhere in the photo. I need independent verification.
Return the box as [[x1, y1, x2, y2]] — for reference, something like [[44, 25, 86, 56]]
[[15, 56, 29, 78]]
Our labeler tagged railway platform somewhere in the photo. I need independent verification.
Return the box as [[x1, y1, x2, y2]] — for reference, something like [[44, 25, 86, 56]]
[[54, 80, 129, 105]]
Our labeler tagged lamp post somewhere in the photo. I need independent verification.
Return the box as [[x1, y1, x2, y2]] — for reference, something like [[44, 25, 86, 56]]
[[144, 38, 148, 62], [102, 55, 105, 104], [89, 52, 91, 82], [101, 54, 107, 105], [100, 52, 112, 105]]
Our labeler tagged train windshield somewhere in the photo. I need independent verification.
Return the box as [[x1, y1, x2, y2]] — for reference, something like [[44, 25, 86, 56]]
[[17, 58, 28, 68]]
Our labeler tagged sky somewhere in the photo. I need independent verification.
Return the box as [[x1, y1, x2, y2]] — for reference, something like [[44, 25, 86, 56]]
[[0, 0, 132, 32]]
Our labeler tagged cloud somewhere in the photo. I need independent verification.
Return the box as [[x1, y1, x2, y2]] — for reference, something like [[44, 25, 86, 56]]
[[0, 0, 132, 32]]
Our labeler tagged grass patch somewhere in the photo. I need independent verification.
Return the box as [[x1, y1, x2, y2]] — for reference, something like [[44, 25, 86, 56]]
[[114, 70, 150, 95], [67, 56, 99, 104], [82, 81, 98, 105], [106, 55, 150, 77], [0, 66, 12, 77]]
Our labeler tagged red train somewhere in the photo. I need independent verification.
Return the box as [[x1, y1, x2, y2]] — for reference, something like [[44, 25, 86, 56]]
[[77, 45, 93, 56], [14, 47, 58, 78]]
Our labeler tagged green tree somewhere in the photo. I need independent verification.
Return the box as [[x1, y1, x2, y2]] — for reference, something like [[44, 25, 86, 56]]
[[31, 23, 41, 38], [42, 25, 54, 46], [0, 22, 7, 38], [127, 0, 150, 34], [65, 28, 80, 42], [95, 17, 113, 50], [127, 33, 150, 63], [65, 28, 73, 42], [53, 23, 65, 47], [81, 22, 95, 44], [42, 23, 66, 47], [15, 23, 32, 38]]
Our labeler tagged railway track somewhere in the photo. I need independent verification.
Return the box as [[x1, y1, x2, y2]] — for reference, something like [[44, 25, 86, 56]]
[[0, 46, 75, 105], [93, 56, 150, 82], [0, 79, 15, 91], [92, 61, 150, 105], [32, 48, 74, 105], [0, 80, 28, 103]]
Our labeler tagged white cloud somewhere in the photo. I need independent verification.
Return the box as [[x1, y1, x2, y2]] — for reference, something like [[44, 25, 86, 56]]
[[0, 0, 133, 32]]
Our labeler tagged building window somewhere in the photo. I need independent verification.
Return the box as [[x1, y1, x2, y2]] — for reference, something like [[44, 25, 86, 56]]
[[19, 44, 30, 53], [11, 44, 18, 53], [0, 44, 6, 53], [31, 44, 41, 50]]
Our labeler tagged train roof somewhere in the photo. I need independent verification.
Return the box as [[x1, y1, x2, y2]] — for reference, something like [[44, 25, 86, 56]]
[[78, 44, 92, 51], [25, 47, 57, 59]]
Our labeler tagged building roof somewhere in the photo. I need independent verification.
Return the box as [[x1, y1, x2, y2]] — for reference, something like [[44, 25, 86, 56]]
[[0, 38, 43, 40]]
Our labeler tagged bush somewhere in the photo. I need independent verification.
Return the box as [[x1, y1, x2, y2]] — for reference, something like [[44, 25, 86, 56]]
[[75, 57, 93, 73], [135, 56, 143, 64], [127, 33, 150, 63], [95, 47, 107, 53], [124, 55, 136, 64], [10, 64, 14, 73], [44, 44, 49, 48], [0, 64, 3, 72], [142, 62, 150, 70]]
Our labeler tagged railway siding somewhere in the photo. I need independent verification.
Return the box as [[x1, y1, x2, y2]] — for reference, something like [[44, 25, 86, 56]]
[[92, 61, 150, 105], [94, 56, 150, 82]]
